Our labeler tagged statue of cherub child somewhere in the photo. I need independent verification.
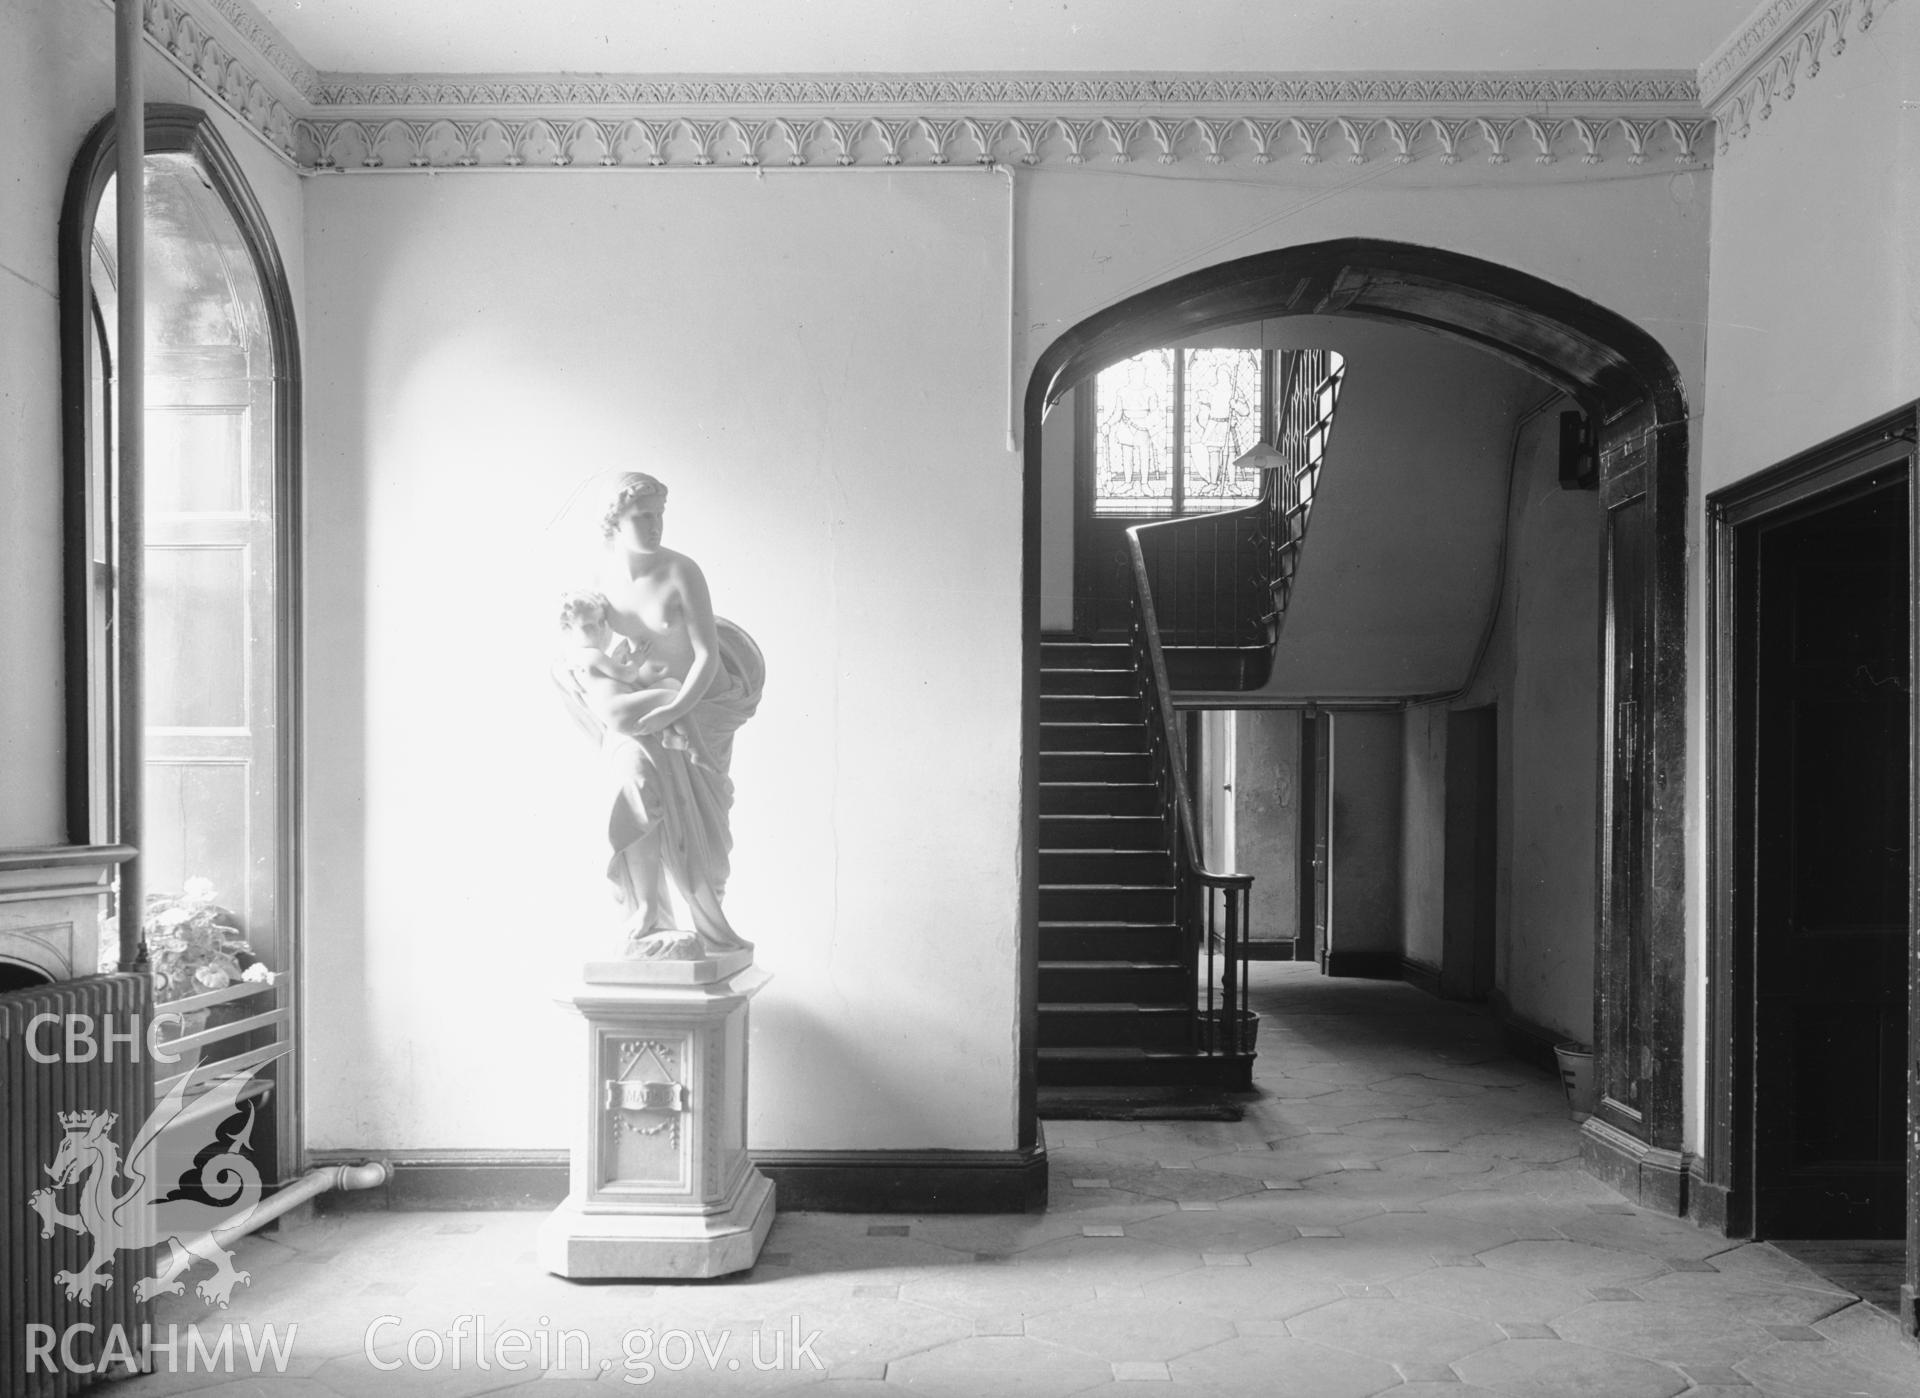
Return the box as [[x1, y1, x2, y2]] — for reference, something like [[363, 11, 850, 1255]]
[[557, 591, 710, 764]]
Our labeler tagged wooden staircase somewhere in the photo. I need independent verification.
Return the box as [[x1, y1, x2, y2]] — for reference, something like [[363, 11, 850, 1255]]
[[1038, 639, 1253, 1089], [1033, 350, 1345, 1097]]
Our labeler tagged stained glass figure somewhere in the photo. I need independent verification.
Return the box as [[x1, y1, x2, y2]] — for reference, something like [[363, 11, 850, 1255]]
[[1182, 348, 1262, 511], [1093, 349, 1174, 516]]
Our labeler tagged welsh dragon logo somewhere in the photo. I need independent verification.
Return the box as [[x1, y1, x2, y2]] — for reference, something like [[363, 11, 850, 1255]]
[[29, 1064, 266, 1308]]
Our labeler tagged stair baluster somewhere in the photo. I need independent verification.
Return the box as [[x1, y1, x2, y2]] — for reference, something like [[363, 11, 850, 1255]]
[[1125, 530, 1254, 1067]]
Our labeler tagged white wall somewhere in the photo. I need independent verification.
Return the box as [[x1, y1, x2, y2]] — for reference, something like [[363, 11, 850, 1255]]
[[1393, 404, 1597, 1039], [1462, 407, 1601, 1043], [1263, 319, 1540, 697], [1235, 708, 1301, 947], [1400, 705, 1447, 973], [0, 0, 305, 849], [1038, 400, 1075, 631], [1702, 3, 1918, 491], [1328, 710, 1403, 960], [301, 171, 1020, 1153]]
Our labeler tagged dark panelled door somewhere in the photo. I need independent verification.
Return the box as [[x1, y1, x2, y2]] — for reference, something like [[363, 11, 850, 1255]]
[[1754, 482, 1910, 1239]]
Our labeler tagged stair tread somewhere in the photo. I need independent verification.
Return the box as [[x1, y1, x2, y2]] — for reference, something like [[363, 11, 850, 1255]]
[[1040, 919, 1180, 928], [1040, 882, 1176, 892], [1038, 1046, 1249, 1060], [1039, 959, 1185, 971], [1040, 1001, 1190, 1014]]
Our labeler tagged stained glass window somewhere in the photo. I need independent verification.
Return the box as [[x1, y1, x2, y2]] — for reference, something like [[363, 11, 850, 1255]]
[[1092, 348, 1174, 516], [1092, 346, 1265, 517], [1182, 348, 1262, 511]]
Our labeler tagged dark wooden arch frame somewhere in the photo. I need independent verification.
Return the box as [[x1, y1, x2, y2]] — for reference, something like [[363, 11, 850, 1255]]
[[58, 104, 304, 1172], [1019, 239, 1690, 1208]]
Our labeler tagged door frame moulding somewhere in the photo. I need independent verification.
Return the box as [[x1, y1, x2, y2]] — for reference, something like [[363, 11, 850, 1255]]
[[1702, 401, 1920, 1333], [1021, 238, 1691, 1188]]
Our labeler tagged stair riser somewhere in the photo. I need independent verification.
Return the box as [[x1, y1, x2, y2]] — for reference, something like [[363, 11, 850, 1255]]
[[1041, 669, 1135, 697], [1040, 783, 1158, 815], [1040, 643, 1133, 671], [1039, 816, 1165, 850], [1040, 753, 1151, 783], [1041, 851, 1174, 884], [1040, 927, 1185, 960], [1039, 967, 1189, 1003], [1039, 1010, 1192, 1049], [1042, 723, 1149, 754], [1038, 1054, 1255, 1090], [1040, 695, 1141, 723], [1040, 887, 1177, 921]]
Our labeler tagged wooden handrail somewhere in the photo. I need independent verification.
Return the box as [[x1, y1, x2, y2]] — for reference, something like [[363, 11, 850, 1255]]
[[1123, 524, 1253, 1062], [1106, 349, 1352, 1063], [1127, 350, 1311, 654], [1122, 532, 1248, 892]]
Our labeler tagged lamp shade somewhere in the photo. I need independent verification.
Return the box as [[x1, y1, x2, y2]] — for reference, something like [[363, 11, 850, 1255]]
[[1232, 440, 1286, 474]]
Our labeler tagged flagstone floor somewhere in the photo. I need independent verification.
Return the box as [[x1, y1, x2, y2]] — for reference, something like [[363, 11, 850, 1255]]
[[119, 963, 1920, 1397]]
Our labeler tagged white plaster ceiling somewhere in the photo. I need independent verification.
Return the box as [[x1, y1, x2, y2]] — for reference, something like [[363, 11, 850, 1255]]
[[246, 0, 1764, 76]]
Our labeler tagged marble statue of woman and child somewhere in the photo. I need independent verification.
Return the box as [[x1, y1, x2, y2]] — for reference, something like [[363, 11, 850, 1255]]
[[541, 473, 777, 1281], [552, 473, 765, 967]]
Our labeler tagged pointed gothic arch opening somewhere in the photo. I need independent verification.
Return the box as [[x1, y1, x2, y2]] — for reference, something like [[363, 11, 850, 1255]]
[[1019, 239, 1690, 1205]]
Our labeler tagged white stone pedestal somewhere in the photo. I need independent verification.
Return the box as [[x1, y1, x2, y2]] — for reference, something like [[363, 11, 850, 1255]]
[[538, 964, 774, 1280]]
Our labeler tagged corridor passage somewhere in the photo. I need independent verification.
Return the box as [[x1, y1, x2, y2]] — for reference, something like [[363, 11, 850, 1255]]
[[121, 965, 1920, 1396]]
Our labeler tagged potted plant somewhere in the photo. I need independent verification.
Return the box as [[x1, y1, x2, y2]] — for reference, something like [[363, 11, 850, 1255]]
[[135, 879, 275, 1067]]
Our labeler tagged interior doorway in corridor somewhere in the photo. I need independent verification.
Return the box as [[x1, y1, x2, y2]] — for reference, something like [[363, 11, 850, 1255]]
[[1708, 405, 1919, 1327], [1191, 704, 1495, 995]]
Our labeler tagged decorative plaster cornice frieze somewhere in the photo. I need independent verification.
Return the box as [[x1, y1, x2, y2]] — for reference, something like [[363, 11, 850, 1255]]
[[117, 0, 303, 158], [310, 71, 1702, 111], [293, 111, 1711, 172], [1698, 0, 1898, 149], [124, 5, 1713, 176], [203, 0, 320, 99]]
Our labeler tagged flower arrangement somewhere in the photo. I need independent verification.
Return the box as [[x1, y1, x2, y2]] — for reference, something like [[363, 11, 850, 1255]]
[[139, 878, 275, 1008]]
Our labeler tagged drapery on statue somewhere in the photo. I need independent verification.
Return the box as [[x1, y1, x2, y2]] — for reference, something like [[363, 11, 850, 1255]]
[[553, 473, 765, 959]]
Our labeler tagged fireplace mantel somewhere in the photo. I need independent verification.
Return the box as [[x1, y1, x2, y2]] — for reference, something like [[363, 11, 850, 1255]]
[[0, 845, 133, 983]]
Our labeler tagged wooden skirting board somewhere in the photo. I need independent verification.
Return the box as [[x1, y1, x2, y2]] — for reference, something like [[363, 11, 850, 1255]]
[[309, 1143, 1049, 1215]]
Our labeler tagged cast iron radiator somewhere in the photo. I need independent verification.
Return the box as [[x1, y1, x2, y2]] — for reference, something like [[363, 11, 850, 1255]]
[[1, 973, 154, 1398]]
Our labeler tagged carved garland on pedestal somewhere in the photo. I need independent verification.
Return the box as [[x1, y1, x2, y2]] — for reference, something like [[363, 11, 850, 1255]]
[[1700, 0, 1899, 150], [607, 1040, 683, 1145]]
